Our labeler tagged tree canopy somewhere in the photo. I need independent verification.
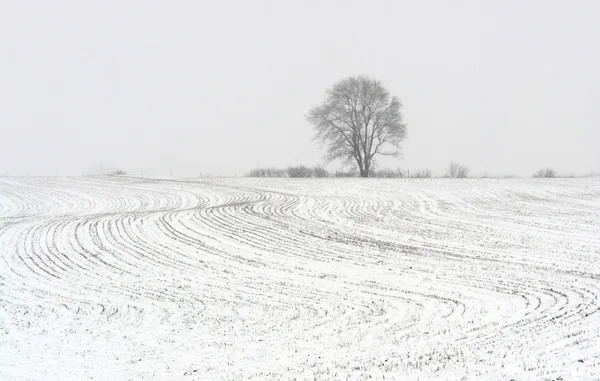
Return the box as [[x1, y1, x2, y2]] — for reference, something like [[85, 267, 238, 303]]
[[307, 76, 407, 177]]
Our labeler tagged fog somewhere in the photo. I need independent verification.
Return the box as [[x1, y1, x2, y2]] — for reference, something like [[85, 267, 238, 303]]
[[1, 1, 599, 177]]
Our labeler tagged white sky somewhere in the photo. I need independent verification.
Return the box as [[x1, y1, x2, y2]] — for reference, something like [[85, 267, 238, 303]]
[[1, 0, 599, 177]]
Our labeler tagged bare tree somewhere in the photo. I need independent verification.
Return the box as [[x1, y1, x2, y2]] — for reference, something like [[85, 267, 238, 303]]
[[307, 76, 407, 177], [446, 162, 470, 178]]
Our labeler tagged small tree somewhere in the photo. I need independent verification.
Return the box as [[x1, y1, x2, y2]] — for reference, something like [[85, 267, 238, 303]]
[[446, 162, 470, 178], [533, 168, 556, 178], [307, 75, 407, 177]]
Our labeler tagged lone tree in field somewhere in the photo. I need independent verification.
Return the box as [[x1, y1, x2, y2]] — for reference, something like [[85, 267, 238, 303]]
[[307, 76, 407, 177]]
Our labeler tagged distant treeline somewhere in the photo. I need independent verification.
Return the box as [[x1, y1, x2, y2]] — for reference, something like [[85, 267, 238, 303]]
[[247, 166, 432, 178], [246, 165, 592, 179], [23, 165, 589, 179]]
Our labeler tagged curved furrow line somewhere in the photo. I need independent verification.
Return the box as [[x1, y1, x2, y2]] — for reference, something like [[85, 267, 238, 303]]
[[1, 176, 599, 380]]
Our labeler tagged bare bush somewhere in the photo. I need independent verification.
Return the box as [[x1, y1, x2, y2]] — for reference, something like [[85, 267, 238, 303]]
[[110, 169, 127, 176], [286, 165, 313, 178], [533, 168, 556, 178], [247, 168, 286, 178], [446, 162, 470, 178], [373, 168, 407, 178], [457, 167, 470, 178], [335, 167, 359, 177], [411, 169, 432, 178], [247, 166, 329, 178], [312, 166, 329, 178]]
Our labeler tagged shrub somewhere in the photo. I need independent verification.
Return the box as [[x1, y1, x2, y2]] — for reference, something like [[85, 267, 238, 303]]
[[457, 167, 470, 178], [312, 166, 329, 178], [247, 166, 329, 178], [533, 168, 556, 178], [446, 162, 470, 178], [247, 168, 286, 177], [110, 169, 127, 175], [411, 169, 432, 178], [335, 167, 359, 177], [372, 168, 403, 178], [286, 165, 313, 178]]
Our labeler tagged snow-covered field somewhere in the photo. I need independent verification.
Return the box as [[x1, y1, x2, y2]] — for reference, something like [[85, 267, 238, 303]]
[[1, 176, 599, 380]]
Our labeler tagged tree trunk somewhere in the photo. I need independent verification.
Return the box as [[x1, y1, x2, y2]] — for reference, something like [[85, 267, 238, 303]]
[[356, 157, 366, 177], [363, 159, 370, 177]]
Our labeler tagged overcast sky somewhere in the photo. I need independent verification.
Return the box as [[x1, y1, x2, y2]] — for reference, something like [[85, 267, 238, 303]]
[[1, 1, 599, 177]]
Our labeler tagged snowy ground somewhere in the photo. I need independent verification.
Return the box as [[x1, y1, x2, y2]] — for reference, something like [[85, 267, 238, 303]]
[[1, 176, 599, 380]]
